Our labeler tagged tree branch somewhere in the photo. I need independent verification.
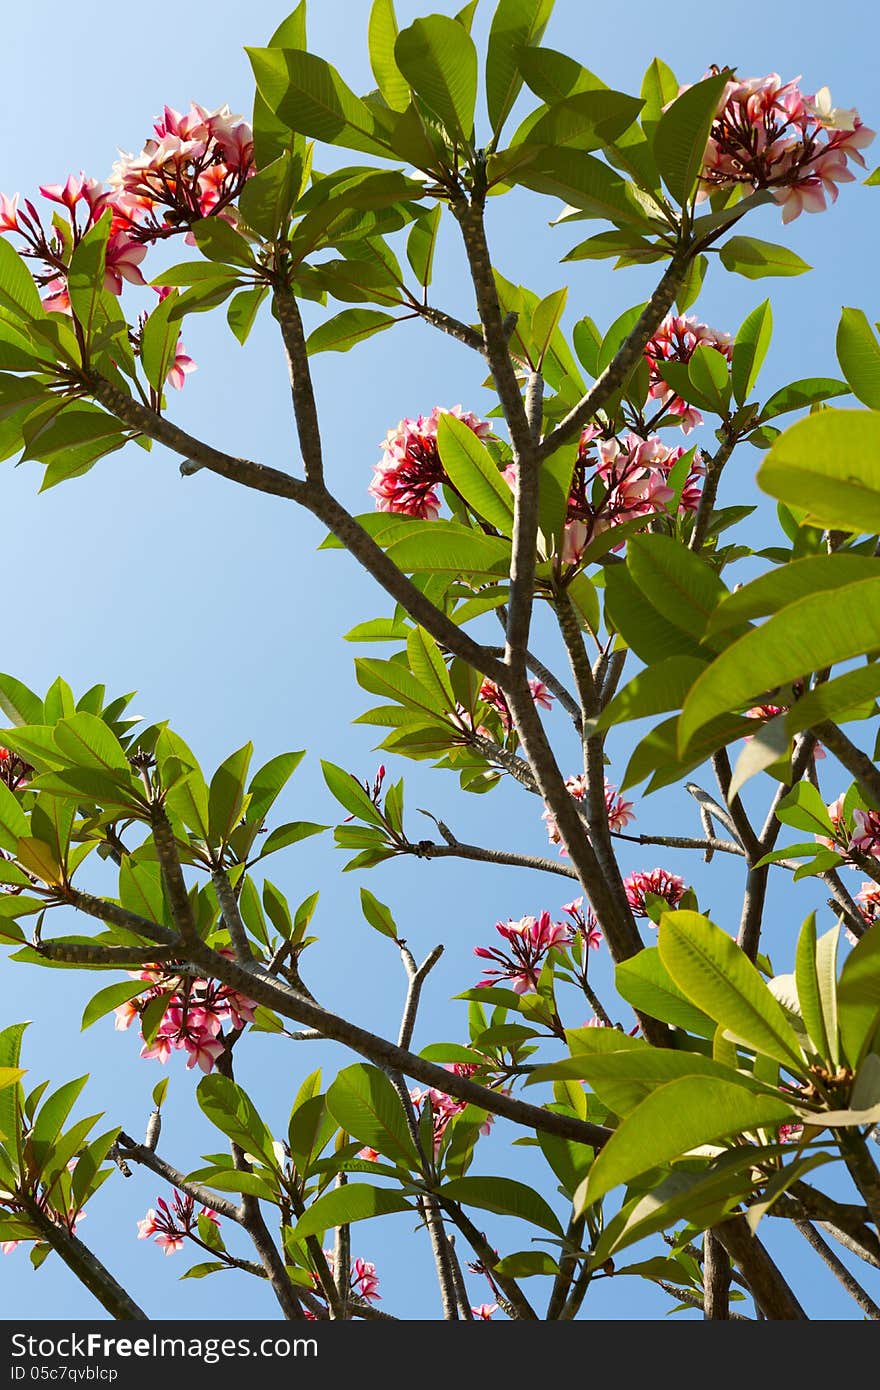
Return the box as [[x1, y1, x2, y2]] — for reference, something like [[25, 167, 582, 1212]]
[[794, 1220, 880, 1319], [715, 1214, 807, 1320], [273, 284, 324, 484], [115, 1134, 243, 1223], [18, 1193, 149, 1320], [816, 722, 880, 808], [539, 249, 693, 459]]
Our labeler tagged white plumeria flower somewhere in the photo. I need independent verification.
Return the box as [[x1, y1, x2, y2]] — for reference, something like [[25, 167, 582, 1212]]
[[804, 87, 858, 131]]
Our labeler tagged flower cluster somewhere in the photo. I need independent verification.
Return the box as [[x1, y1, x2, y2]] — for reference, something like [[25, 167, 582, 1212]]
[[543, 775, 635, 852], [369, 407, 492, 518], [477, 677, 554, 731], [115, 959, 257, 1074], [644, 314, 734, 433], [562, 429, 704, 564], [108, 103, 254, 240], [474, 910, 570, 993], [137, 1191, 219, 1256], [696, 73, 874, 222], [1, 102, 252, 391], [0, 747, 31, 793], [623, 868, 687, 919]]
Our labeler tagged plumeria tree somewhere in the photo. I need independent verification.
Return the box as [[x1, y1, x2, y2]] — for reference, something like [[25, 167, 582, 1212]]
[[2, 0, 880, 1323]]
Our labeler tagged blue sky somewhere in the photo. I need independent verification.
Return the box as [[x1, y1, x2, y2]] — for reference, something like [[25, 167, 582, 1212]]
[[1, 0, 878, 1321]]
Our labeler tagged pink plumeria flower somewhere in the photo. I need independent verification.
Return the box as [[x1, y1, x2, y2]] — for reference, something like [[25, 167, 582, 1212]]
[[0, 193, 19, 231], [623, 868, 687, 919], [528, 678, 554, 711], [166, 339, 197, 390], [475, 910, 570, 994], [357, 1147, 380, 1163], [472, 1303, 499, 1319], [369, 406, 491, 518], [39, 173, 87, 211]]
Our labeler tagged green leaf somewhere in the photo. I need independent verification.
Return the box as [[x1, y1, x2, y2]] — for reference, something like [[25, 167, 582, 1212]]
[[837, 925, 880, 1068], [688, 342, 730, 414], [796, 915, 839, 1067], [368, 0, 410, 112], [495, 1250, 559, 1278], [537, 441, 577, 552], [360, 887, 399, 941], [437, 414, 514, 534], [30, 1076, 89, 1169], [321, 761, 385, 825], [395, 15, 478, 145], [141, 292, 182, 391], [294, 1183, 412, 1239], [578, 1077, 793, 1209], [626, 533, 726, 641], [759, 410, 880, 535], [81, 980, 149, 1032], [719, 236, 811, 280], [836, 307, 880, 408], [53, 713, 129, 774], [615, 946, 717, 1038], [326, 1064, 421, 1170], [196, 1074, 277, 1170], [640, 57, 679, 133], [0, 675, 42, 726], [732, 300, 772, 405], [0, 780, 29, 854], [406, 205, 442, 287], [227, 286, 268, 345], [512, 148, 649, 227], [594, 655, 707, 734], [486, 0, 555, 138], [708, 554, 879, 634], [759, 377, 848, 420], [67, 213, 116, 345], [238, 153, 300, 240], [246, 749, 305, 826], [439, 1175, 563, 1234], [0, 238, 44, 320], [604, 566, 708, 666], [247, 47, 392, 157], [384, 523, 512, 577], [524, 90, 644, 154], [679, 575, 880, 750], [307, 307, 396, 354], [555, 1047, 774, 1119], [287, 1094, 336, 1178], [208, 743, 253, 846], [658, 911, 805, 1068], [653, 70, 729, 204]]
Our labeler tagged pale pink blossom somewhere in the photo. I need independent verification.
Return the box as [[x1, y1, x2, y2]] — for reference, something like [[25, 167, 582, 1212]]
[[694, 70, 874, 221]]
